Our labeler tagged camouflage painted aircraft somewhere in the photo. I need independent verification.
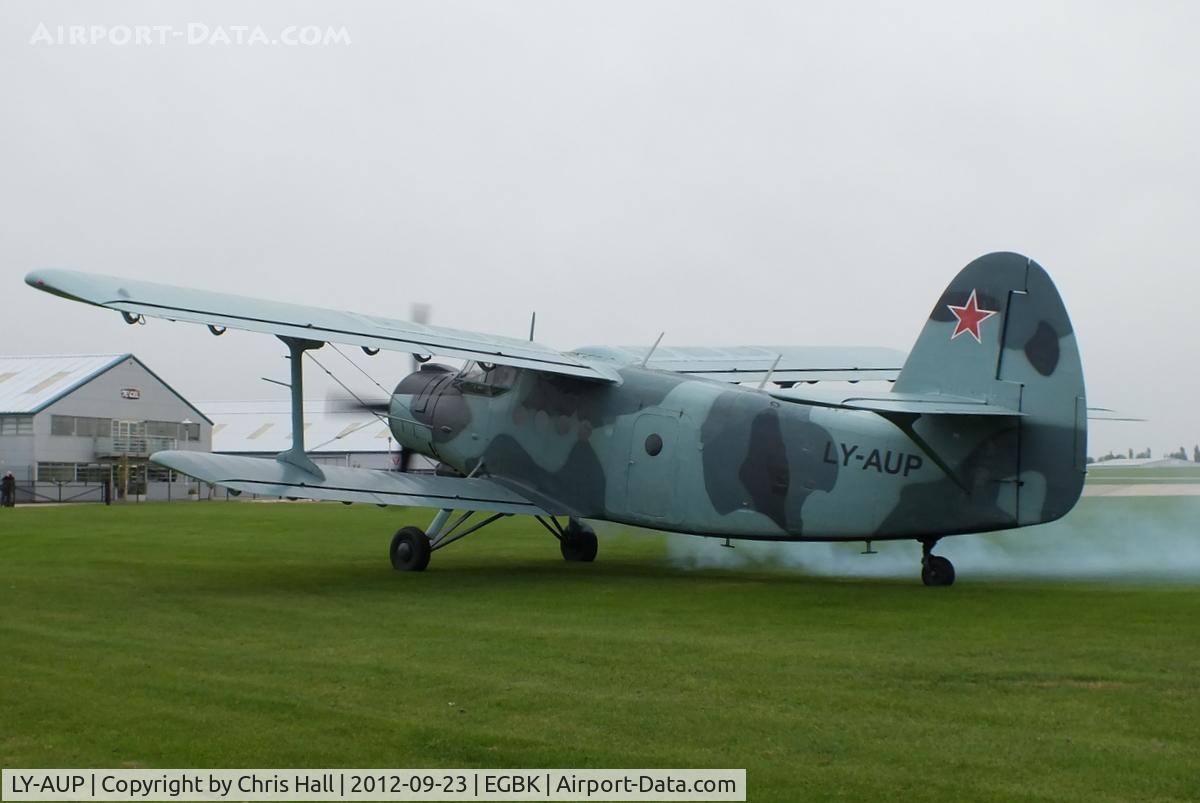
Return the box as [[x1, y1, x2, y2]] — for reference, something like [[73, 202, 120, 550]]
[[26, 251, 1086, 585]]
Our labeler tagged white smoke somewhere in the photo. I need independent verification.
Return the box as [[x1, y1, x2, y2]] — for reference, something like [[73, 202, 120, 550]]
[[659, 497, 1200, 582]]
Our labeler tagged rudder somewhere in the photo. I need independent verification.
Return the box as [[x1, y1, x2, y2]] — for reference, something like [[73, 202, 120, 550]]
[[895, 252, 1086, 526]]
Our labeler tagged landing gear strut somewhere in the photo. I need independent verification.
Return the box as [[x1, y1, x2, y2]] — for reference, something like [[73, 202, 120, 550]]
[[920, 539, 955, 587], [536, 516, 598, 562], [389, 509, 509, 571]]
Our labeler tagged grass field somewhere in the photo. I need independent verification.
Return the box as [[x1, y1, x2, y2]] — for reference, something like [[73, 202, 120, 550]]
[[1, 501, 1198, 802]]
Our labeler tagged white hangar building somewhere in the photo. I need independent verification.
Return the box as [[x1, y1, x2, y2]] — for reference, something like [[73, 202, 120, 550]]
[[206, 399, 409, 471], [0, 354, 211, 502]]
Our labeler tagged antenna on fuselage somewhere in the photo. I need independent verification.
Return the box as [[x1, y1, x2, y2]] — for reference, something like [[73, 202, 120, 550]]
[[757, 353, 783, 390], [529, 311, 536, 342], [641, 332, 665, 368]]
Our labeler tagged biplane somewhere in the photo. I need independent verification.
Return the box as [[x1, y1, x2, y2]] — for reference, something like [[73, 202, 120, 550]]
[[27, 251, 1087, 585]]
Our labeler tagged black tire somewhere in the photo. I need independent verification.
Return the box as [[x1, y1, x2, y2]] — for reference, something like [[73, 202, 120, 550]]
[[921, 555, 955, 587], [560, 521, 598, 563], [390, 526, 432, 571]]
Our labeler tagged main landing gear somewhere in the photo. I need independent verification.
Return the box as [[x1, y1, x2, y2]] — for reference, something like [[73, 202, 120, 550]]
[[389, 509, 508, 572], [388, 512, 599, 571], [390, 526, 431, 571], [560, 520, 598, 562], [535, 516, 598, 562], [920, 539, 955, 587]]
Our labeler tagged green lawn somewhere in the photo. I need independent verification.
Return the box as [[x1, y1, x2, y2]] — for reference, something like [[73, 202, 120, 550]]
[[1, 501, 1198, 802]]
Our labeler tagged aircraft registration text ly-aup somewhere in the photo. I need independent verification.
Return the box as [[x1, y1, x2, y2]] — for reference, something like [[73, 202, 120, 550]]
[[822, 441, 925, 476]]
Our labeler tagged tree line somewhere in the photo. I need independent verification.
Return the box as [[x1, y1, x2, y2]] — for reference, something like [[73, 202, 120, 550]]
[[1088, 445, 1200, 463]]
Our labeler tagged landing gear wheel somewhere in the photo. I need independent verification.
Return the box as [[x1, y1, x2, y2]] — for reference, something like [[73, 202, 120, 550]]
[[560, 521, 598, 562], [921, 555, 955, 587], [390, 526, 431, 571]]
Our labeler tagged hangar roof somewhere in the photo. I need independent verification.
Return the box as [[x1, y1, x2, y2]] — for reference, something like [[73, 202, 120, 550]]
[[0, 353, 212, 422], [206, 400, 396, 456], [0, 353, 129, 414]]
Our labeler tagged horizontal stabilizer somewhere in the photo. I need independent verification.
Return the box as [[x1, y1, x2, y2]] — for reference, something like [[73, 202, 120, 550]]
[[151, 451, 555, 514], [1086, 407, 1147, 422], [770, 387, 1023, 417]]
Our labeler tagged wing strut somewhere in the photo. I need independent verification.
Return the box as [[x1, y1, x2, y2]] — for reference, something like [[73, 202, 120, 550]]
[[278, 336, 326, 478]]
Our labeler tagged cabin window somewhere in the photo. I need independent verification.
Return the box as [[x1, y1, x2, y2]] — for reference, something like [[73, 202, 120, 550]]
[[455, 362, 518, 396]]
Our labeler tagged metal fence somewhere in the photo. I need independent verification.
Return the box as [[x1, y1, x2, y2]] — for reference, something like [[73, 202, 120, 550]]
[[8, 480, 211, 505], [12, 482, 105, 504]]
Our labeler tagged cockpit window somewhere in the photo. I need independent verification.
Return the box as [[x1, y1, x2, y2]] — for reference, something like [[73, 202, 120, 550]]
[[455, 362, 518, 396]]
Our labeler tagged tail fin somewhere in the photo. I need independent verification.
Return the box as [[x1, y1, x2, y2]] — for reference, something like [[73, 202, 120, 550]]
[[894, 252, 1086, 526]]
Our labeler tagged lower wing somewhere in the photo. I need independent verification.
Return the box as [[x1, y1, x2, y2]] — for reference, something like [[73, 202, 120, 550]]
[[152, 451, 557, 514]]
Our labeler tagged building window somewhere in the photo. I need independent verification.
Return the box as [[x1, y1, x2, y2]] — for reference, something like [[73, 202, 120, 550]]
[[36, 463, 112, 483], [143, 420, 200, 441], [78, 417, 111, 437], [147, 465, 176, 483], [0, 416, 33, 435], [145, 421, 178, 438], [76, 464, 108, 483], [48, 416, 112, 437], [37, 462, 75, 482]]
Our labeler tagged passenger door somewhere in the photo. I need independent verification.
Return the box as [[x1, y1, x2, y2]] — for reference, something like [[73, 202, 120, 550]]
[[626, 412, 679, 522]]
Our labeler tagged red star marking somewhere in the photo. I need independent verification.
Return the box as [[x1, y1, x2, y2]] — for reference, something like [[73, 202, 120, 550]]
[[947, 289, 998, 343]]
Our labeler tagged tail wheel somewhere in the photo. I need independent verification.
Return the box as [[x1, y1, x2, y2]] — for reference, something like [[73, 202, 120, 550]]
[[390, 526, 432, 571], [560, 521, 598, 562], [921, 555, 956, 587]]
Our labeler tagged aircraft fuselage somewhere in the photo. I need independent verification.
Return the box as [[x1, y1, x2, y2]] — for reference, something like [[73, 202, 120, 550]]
[[389, 363, 1025, 541]]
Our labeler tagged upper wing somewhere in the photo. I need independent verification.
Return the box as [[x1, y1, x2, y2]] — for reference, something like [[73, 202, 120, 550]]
[[576, 345, 906, 384], [151, 450, 561, 514], [25, 269, 620, 383]]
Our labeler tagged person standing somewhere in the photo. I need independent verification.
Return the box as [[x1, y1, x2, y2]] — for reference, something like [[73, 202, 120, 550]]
[[1, 471, 15, 507]]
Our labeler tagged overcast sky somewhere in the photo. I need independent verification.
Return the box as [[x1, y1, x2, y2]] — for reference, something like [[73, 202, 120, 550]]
[[2, 1, 1196, 456]]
